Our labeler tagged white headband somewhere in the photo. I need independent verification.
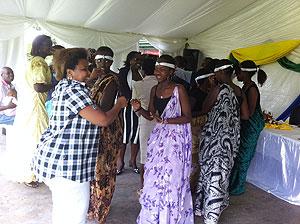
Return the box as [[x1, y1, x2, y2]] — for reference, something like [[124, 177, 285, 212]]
[[95, 55, 113, 61], [155, 62, 175, 69], [214, 64, 233, 72], [195, 73, 214, 81], [240, 67, 259, 72]]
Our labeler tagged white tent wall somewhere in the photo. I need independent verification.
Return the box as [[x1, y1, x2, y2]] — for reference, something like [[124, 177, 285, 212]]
[[189, 0, 300, 118]]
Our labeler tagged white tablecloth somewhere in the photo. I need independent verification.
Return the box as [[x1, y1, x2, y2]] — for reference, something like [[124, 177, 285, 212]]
[[247, 127, 300, 205]]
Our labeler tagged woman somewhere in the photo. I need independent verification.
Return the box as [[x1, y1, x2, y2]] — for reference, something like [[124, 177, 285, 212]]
[[6, 35, 53, 187], [131, 57, 157, 190], [194, 59, 240, 224], [117, 51, 143, 174], [189, 67, 215, 193], [87, 46, 123, 224], [230, 60, 267, 195], [32, 48, 127, 224], [131, 55, 194, 224], [0, 67, 16, 125]]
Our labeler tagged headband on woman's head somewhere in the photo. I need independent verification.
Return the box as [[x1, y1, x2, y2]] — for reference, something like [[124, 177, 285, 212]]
[[95, 55, 113, 61], [195, 73, 215, 81], [240, 67, 258, 72], [214, 64, 233, 72], [155, 62, 175, 69]]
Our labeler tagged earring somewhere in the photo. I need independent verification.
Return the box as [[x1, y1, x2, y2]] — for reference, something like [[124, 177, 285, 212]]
[[67, 76, 72, 80]]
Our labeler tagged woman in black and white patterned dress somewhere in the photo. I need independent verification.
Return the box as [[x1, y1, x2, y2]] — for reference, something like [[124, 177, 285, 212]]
[[194, 59, 240, 224]]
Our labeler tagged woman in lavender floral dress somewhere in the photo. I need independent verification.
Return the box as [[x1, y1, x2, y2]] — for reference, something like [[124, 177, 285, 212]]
[[131, 55, 194, 224]]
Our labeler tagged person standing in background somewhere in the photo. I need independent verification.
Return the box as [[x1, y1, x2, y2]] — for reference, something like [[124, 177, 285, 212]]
[[116, 51, 143, 175], [131, 57, 157, 191], [230, 60, 266, 195], [188, 67, 216, 193], [45, 45, 65, 118], [0, 67, 16, 125], [7, 35, 53, 188]]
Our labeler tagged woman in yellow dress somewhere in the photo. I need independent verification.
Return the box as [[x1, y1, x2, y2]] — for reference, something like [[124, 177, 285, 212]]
[[6, 35, 53, 187]]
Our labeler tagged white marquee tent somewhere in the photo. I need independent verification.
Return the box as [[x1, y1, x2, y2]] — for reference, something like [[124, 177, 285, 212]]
[[1, 0, 300, 117]]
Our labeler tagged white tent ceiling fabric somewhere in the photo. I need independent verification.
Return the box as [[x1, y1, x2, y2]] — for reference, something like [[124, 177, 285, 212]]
[[0, 0, 300, 116]]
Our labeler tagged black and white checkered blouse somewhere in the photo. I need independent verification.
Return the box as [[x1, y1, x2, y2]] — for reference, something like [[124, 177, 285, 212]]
[[32, 79, 100, 183]]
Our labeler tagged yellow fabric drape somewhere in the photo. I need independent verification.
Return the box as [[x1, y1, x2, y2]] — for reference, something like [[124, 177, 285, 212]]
[[230, 40, 300, 65]]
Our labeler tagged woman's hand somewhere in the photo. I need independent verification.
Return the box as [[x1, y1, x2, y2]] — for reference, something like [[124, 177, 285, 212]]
[[130, 99, 141, 111], [90, 67, 105, 80], [150, 112, 164, 123], [116, 96, 128, 108]]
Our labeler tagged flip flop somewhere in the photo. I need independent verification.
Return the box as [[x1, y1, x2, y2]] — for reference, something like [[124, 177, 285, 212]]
[[24, 181, 39, 188], [116, 163, 124, 175], [133, 168, 140, 174], [129, 160, 140, 174]]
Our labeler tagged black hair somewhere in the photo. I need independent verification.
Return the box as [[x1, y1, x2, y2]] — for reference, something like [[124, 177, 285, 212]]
[[195, 68, 214, 86], [201, 57, 214, 69], [124, 51, 141, 68], [215, 59, 234, 76], [240, 60, 267, 86], [142, 58, 155, 75], [53, 48, 88, 80], [1, 67, 13, 75], [174, 56, 187, 69], [96, 46, 114, 57], [52, 45, 65, 50], [31, 35, 52, 56], [157, 54, 176, 67]]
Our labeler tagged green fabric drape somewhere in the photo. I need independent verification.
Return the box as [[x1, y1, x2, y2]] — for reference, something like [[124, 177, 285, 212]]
[[277, 57, 300, 73]]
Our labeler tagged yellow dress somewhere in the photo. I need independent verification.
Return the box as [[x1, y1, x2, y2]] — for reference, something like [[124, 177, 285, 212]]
[[4, 56, 51, 182]]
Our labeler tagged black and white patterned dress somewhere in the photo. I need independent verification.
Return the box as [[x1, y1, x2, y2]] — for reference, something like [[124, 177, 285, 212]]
[[194, 83, 240, 224]]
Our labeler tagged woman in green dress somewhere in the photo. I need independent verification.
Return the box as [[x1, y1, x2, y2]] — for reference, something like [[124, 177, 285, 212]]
[[230, 60, 267, 195]]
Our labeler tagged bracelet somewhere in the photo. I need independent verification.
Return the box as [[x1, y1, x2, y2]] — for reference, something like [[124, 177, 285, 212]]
[[135, 107, 142, 112], [162, 118, 168, 124]]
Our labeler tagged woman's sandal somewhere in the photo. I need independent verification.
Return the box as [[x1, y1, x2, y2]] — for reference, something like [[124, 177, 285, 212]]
[[133, 168, 140, 174], [116, 163, 124, 175], [129, 160, 140, 174], [24, 181, 39, 188]]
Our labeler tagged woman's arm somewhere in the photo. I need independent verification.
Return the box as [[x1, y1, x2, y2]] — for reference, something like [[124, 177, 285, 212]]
[[79, 96, 127, 127], [240, 91, 250, 120], [0, 99, 16, 111], [246, 87, 258, 117], [99, 80, 118, 112], [131, 85, 156, 121], [200, 85, 219, 115]]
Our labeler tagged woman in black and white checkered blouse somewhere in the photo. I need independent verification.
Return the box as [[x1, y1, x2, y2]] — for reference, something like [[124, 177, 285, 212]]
[[32, 48, 127, 224]]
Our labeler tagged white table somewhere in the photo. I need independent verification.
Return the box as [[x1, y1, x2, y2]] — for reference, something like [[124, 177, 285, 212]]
[[247, 127, 300, 205]]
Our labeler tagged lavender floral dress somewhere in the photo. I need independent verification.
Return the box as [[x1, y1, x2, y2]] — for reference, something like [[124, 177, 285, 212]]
[[137, 86, 194, 224]]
